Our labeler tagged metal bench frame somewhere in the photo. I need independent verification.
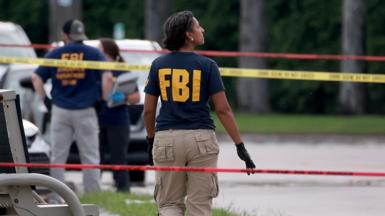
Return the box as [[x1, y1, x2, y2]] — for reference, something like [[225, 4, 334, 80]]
[[0, 89, 98, 216]]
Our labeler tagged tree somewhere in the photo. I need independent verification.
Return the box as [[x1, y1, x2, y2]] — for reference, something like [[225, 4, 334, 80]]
[[173, 0, 240, 105], [266, 0, 341, 114], [338, 0, 367, 114], [49, 0, 82, 42], [238, 0, 270, 113], [82, 0, 144, 39], [144, 0, 171, 44], [0, 0, 48, 45]]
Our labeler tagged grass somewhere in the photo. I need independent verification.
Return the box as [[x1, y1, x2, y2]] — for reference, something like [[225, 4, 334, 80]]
[[80, 191, 241, 216], [212, 113, 385, 135]]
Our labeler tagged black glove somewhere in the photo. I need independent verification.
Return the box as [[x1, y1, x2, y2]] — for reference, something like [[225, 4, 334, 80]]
[[147, 136, 154, 165], [43, 96, 52, 112], [236, 142, 256, 175]]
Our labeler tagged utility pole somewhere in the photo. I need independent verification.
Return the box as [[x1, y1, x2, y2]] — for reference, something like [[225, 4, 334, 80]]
[[339, 0, 366, 114], [238, 0, 270, 113], [144, 0, 171, 44], [49, 0, 82, 42]]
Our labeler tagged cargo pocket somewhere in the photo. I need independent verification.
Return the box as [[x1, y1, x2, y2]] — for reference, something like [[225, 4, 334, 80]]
[[195, 132, 219, 156], [153, 138, 175, 163], [210, 173, 219, 198]]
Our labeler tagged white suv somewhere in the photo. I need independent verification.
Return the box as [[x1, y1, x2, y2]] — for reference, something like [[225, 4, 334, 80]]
[[0, 21, 49, 174], [53, 39, 162, 143], [49, 39, 162, 183], [0, 21, 40, 129]]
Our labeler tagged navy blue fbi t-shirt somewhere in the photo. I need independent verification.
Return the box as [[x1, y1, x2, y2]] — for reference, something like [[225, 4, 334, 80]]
[[98, 70, 131, 126], [144, 52, 225, 131], [35, 42, 106, 109]]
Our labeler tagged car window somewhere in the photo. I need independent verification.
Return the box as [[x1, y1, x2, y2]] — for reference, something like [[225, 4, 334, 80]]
[[2, 68, 35, 118], [0, 34, 36, 58]]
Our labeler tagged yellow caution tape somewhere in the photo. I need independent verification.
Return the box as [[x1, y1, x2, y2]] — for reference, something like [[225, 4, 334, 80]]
[[0, 56, 150, 71], [220, 67, 385, 83], [1, 56, 385, 83]]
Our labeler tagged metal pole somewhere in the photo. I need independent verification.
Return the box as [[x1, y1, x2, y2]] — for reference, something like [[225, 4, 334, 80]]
[[0, 173, 86, 216]]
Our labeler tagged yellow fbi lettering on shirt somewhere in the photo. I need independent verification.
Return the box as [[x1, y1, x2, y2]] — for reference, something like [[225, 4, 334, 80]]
[[159, 68, 201, 102], [57, 53, 85, 86]]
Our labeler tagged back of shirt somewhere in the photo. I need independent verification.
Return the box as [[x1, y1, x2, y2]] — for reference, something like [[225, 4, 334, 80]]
[[35, 42, 106, 109], [144, 52, 225, 131]]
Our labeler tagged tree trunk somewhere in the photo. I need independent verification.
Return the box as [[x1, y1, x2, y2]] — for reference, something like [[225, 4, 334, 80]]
[[144, 0, 171, 44], [237, 0, 269, 113], [49, 0, 82, 43], [339, 0, 366, 114]]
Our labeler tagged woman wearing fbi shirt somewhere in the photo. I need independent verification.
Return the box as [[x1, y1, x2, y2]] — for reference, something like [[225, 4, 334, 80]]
[[144, 11, 256, 216]]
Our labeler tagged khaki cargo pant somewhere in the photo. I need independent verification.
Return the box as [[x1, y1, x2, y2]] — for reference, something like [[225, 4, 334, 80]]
[[153, 129, 219, 216]]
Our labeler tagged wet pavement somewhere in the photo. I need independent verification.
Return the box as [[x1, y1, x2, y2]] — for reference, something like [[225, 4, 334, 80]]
[[68, 135, 385, 216]]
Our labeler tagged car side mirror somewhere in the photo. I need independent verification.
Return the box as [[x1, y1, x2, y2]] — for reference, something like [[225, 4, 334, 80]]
[[19, 77, 34, 90]]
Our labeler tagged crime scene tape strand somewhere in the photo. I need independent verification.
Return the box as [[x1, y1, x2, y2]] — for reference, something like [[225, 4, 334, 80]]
[[1, 43, 385, 62], [0, 163, 385, 177], [1, 56, 385, 83]]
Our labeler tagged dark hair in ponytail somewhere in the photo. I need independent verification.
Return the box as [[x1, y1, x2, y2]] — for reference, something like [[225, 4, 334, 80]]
[[99, 38, 125, 62]]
